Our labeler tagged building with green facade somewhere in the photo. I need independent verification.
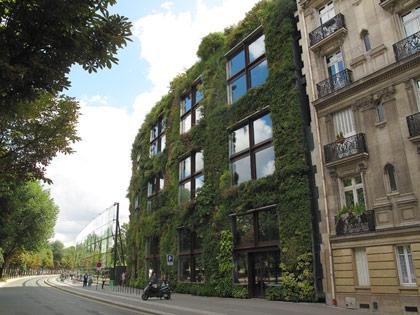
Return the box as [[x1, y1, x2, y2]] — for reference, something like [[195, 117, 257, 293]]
[[127, 0, 322, 300]]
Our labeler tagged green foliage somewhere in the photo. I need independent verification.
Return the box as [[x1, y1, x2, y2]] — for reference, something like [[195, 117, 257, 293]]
[[50, 240, 65, 268], [336, 203, 366, 219], [266, 252, 315, 302], [0, 93, 80, 184], [232, 286, 249, 299], [0, 0, 132, 110], [127, 0, 315, 302]]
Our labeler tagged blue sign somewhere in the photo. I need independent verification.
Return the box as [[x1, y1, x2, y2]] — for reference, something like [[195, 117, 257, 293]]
[[166, 254, 174, 266]]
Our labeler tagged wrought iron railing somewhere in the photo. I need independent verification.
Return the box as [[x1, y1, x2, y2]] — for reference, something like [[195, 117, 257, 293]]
[[336, 210, 375, 236], [407, 112, 420, 138], [316, 69, 352, 98], [324, 133, 367, 164], [309, 13, 346, 47], [393, 31, 420, 61]]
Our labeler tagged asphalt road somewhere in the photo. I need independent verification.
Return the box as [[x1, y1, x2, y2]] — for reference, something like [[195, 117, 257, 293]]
[[0, 276, 146, 315], [0, 276, 369, 315]]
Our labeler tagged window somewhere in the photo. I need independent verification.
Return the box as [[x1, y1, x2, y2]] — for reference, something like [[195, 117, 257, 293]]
[[134, 193, 139, 210], [178, 228, 204, 282], [145, 237, 160, 278], [136, 152, 141, 172], [150, 117, 166, 157], [385, 164, 398, 192], [232, 207, 279, 247], [180, 83, 204, 134], [227, 31, 268, 104], [355, 248, 370, 286], [396, 245, 416, 286], [375, 102, 385, 123], [333, 107, 355, 138], [147, 174, 164, 213], [229, 113, 274, 185], [361, 30, 371, 52], [327, 51, 345, 78], [319, 1, 335, 24], [401, 7, 420, 37], [341, 175, 365, 207], [179, 151, 204, 204], [416, 80, 420, 111]]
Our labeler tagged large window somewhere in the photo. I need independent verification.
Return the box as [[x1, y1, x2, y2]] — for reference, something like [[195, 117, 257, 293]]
[[179, 151, 204, 204], [150, 117, 166, 157], [341, 175, 365, 207], [229, 113, 274, 185], [401, 7, 420, 37], [333, 107, 355, 138], [145, 237, 160, 277], [232, 207, 279, 247], [147, 174, 164, 213], [178, 228, 204, 282], [227, 31, 268, 104], [319, 1, 335, 24], [396, 245, 417, 286], [180, 83, 204, 134]]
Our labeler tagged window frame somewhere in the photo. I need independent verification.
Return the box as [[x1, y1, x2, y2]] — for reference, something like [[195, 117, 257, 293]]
[[177, 227, 204, 283], [180, 82, 204, 135], [354, 247, 370, 286], [229, 111, 274, 185], [384, 164, 398, 193], [149, 116, 166, 157], [147, 174, 164, 213], [178, 151, 204, 204], [340, 174, 366, 207], [226, 28, 268, 105], [395, 245, 417, 286]]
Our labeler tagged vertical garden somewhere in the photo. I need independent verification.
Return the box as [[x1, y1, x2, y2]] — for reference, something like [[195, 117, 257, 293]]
[[127, 0, 319, 301]]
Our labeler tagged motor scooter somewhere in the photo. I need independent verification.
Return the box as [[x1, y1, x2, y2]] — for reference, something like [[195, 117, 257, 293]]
[[141, 281, 171, 300]]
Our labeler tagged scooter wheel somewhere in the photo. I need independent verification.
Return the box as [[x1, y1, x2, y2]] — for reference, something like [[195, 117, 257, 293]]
[[141, 293, 148, 301], [164, 292, 171, 300]]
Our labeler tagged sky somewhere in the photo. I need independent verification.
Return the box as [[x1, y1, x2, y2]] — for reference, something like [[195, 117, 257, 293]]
[[46, 0, 261, 247]]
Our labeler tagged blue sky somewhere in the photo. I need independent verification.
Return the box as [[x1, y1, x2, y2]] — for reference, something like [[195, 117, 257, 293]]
[[48, 0, 261, 246]]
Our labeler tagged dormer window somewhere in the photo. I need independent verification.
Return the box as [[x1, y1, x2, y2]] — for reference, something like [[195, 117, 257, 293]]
[[180, 83, 203, 134], [226, 29, 268, 104]]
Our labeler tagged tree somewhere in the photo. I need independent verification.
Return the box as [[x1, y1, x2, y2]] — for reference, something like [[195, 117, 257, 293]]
[[0, 93, 80, 184], [0, 181, 58, 277], [0, 0, 132, 111], [61, 246, 77, 270], [50, 240, 64, 269]]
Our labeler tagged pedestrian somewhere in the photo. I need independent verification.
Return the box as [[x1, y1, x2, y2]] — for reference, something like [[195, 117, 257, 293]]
[[121, 271, 126, 287], [101, 273, 106, 290], [83, 273, 88, 287]]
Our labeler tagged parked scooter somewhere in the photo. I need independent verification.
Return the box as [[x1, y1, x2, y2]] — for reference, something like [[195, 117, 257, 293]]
[[141, 281, 171, 300]]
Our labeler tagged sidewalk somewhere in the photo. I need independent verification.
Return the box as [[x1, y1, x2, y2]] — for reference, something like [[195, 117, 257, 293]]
[[47, 277, 369, 315]]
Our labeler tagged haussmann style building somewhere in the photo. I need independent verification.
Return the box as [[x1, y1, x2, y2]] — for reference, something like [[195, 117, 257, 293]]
[[297, 0, 420, 313]]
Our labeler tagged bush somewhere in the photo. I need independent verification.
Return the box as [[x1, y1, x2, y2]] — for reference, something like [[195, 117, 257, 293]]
[[232, 286, 249, 299]]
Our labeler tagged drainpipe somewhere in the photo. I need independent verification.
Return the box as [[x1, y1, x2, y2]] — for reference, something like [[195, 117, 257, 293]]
[[298, 6, 336, 304]]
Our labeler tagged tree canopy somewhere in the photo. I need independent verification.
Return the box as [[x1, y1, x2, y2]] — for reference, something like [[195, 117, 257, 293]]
[[0, 181, 58, 277], [0, 0, 132, 111]]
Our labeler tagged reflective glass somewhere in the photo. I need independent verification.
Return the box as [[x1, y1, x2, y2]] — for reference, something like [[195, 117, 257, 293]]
[[357, 188, 365, 205], [179, 157, 191, 180], [227, 50, 245, 78], [150, 141, 158, 157], [231, 156, 251, 185], [147, 182, 153, 197], [253, 114, 272, 144], [195, 175, 204, 196], [355, 175, 362, 184], [179, 181, 191, 204], [195, 106, 203, 123], [250, 59, 268, 88], [229, 74, 247, 103], [179, 255, 191, 282], [193, 255, 204, 283], [345, 190, 354, 205], [196, 88, 203, 104], [160, 176, 165, 190], [180, 113, 192, 134], [233, 252, 248, 284], [343, 178, 352, 187], [249, 34, 266, 62], [160, 134, 166, 151], [236, 214, 254, 245], [195, 151, 204, 172], [179, 229, 191, 253], [255, 146, 275, 179], [230, 125, 249, 155], [258, 209, 279, 242], [181, 95, 192, 115]]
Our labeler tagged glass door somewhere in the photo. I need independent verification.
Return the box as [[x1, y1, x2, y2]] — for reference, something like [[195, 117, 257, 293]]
[[319, 2, 335, 24], [327, 51, 345, 90], [402, 7, 420, 37]]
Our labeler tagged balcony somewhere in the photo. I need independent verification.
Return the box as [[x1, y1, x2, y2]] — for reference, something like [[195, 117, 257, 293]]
[[407, 112, 420, 138], [324, 133, 368, 165], [316, 69, 352, 98], [335, 210, 376, 236], [393, 31, 420, 62], [309, 13, 346, 48]]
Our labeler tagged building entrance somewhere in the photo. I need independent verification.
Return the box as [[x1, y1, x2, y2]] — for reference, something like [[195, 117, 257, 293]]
[[248, 251, 280, 297]]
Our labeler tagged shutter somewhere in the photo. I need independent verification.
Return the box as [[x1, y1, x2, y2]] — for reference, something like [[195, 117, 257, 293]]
[[355, 248, 370, 286], [333, 108, 355, 138]]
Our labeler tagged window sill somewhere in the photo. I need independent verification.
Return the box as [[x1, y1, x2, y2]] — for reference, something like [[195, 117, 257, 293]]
[[399, 285, 418, 291], [375, 120, 387, 128], [355, 286, 371, 290]]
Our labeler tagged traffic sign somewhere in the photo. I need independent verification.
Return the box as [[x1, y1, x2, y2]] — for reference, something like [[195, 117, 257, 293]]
[[96, 261, 102, 270], [166, 254, 174, 266]]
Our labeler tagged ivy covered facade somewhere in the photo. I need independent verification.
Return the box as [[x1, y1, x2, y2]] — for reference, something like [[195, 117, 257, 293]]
[[127, 0, 322, 300]]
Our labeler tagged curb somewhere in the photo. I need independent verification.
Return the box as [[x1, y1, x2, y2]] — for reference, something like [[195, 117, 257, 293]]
[[44, 278, 174, 315]]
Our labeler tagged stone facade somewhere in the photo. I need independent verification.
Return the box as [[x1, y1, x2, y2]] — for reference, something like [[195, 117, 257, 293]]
[[297, 0, 420, 313]]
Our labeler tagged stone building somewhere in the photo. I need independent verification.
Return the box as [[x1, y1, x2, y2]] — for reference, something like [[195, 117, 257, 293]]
[[296, 0, 420, 313]]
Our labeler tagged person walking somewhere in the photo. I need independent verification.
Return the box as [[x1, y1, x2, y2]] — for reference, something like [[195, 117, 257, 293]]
[[121, 271, 126, 287], [83, 273, 88, 287]]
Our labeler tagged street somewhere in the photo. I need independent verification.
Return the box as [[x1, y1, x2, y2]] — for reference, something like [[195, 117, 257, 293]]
[[0, 276, 370, 315]]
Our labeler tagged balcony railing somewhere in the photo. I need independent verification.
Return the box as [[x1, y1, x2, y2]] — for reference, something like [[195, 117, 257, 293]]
[[393, 31, 420, 61], [309, 13, 346, 47], [407, 112, 420, 138], [317, 69, 352, 98], [336, 210, 375, 236], [324, 133, 368, 164]]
